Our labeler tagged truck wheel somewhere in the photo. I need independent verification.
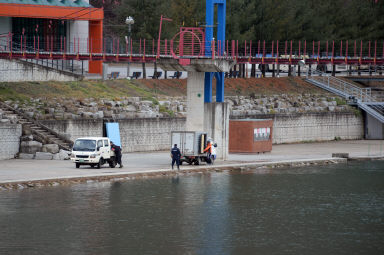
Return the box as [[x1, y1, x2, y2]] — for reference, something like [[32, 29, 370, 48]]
[[109, 160, 116, 168], [76, 163, 80, 168], [97, 161, 101, 169], [194, 158, 200, 165], [90, 164, 95, 168]]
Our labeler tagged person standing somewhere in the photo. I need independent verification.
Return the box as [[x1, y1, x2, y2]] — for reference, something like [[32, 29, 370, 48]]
[[171, 144, 181, 170], [210, 143, 217, 164], [111, 141, 123, 168]]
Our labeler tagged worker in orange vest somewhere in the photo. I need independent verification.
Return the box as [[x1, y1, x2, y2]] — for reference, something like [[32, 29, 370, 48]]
[[204, 141, 212, 164]]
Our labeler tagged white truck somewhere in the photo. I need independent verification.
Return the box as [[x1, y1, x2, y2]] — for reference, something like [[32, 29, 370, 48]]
[[70, 137, 117, 169]]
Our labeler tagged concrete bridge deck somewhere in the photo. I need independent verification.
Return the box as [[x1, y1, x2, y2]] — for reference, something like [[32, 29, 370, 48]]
[[0, 140, 383, 188]]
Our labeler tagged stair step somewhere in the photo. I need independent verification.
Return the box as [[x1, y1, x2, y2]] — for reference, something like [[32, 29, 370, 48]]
[[33, 129, 46, 132]]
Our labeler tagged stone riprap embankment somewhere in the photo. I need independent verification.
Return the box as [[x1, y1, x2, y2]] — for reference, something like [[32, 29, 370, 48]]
[[1, 93, 353, 122], [18, 134, 70, 160]]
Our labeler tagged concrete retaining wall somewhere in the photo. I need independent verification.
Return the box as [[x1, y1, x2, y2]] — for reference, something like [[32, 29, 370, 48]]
[[0, 123, 22, 160], [40, 112, 363, 153], [365, 114, 384, 139], [0, 59, 81, 82], [232, 112, 364, 144], [41, 118, 185, 152], [41, 119, 104, 142], [118, 118, 186, 152], [272, 112, 363, 144]]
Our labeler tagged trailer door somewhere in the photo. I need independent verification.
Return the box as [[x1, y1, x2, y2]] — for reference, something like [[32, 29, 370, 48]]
[[184, 132, 195, 154], [172, 132, 182, 151]]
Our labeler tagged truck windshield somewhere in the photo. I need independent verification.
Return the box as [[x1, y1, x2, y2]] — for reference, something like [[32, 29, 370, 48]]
[[73, 139, 97, 152]]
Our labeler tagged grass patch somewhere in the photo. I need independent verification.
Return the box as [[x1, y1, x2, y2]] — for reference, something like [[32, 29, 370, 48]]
[[0, 80, 157, 101], [159, 105, 175, 117], [335, 97, 347, 106]]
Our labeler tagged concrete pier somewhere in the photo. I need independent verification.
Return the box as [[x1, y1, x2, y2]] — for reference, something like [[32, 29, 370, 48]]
[[186, 72, 205, 131], [158, 58, 234, 159]]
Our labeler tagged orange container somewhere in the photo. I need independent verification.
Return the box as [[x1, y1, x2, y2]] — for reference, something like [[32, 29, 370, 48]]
[[229, 119, 273, 153]]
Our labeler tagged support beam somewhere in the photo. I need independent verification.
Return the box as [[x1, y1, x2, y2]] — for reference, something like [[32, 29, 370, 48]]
[[186, 72, 205, 131]]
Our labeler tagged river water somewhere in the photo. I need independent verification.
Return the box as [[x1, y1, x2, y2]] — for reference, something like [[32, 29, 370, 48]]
[[0, 161, 383, 254]]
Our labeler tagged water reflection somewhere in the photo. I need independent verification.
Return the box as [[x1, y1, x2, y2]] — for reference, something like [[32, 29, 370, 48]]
[[0, 161, 383, 254]]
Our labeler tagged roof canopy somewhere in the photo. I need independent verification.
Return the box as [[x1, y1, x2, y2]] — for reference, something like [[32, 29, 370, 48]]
[[0, 0, 103, 20]]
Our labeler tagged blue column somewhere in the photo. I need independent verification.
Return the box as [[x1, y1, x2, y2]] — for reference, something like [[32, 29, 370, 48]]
[[215, 72, 225, 102], [204, 73, 213, 103], [205, 0, 226, 103]]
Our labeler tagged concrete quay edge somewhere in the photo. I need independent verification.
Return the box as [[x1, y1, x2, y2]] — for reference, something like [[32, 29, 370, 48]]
[[0, 157, 350, 190]]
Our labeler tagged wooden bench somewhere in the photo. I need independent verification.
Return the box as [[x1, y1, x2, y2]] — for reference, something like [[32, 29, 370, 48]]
[[129, 72, 141, 79], [149, 71, 162, 79], [108, 72, 120, 79], [169, 71, 182, 79]]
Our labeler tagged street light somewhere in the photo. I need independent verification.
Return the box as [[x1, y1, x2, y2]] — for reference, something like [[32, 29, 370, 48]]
[[125, 16, 134, 53], [125, 16, 134, 78]]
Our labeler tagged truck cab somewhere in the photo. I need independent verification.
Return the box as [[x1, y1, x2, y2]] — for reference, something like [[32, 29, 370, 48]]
[[70, 137, 116, 169]]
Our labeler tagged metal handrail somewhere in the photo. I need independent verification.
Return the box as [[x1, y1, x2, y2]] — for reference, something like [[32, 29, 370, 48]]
[[307, 69, 376, 102], [306, 68, 384, 123]]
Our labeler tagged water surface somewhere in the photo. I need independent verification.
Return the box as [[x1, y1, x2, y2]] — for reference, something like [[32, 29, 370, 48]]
[[0, 161, 383, 254]]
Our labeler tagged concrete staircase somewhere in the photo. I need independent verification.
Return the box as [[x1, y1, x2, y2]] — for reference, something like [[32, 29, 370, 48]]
[[0, 101, 73, 151], [305, 70, 384, 123]]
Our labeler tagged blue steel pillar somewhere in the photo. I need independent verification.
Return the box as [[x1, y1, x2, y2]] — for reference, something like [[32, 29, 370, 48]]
[[205, 0, 226, 103]]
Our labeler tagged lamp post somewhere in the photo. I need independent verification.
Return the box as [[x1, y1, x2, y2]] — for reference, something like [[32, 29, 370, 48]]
[[125, 16, 134, 78]]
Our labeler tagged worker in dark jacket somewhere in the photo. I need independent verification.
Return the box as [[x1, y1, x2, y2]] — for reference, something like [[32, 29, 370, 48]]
[[171, 144, 181, 170], [111, 141, 123, 168]]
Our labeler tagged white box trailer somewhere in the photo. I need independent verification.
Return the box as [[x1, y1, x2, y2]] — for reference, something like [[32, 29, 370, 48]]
[[171, 131, 210, 165]]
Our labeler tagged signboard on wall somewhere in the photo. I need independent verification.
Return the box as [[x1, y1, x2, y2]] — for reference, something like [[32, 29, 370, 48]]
[[254, 127, 271, 141]]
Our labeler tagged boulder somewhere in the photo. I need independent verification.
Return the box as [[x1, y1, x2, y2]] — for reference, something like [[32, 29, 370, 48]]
[[94, 111, 104, 119], [26, 112, 34, 118], [125, 105, 137, 112], [141, 100, 154, 107], [320, 101, 329, 107], [42, 144, 60, 154], [35, 152, 53, 160], [159, 101, 171, 107], [20, 141, 43, 154], [20, 135, 34, 141], [127, 97, 140, 103], [58, 149, 71, 160], [18, 153, 35, 159], [103, 110, 113, 118]]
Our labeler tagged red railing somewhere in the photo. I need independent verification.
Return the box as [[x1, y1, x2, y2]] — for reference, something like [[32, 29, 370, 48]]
[[0, 33, 383, 65]]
